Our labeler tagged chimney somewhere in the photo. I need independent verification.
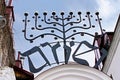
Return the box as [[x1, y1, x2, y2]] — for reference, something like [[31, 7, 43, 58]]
[[15, 51, 23, 68], [8, 0, 12, 6]]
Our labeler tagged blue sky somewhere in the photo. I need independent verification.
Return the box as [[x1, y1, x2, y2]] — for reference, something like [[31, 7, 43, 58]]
[[12, 0, 120, 76]]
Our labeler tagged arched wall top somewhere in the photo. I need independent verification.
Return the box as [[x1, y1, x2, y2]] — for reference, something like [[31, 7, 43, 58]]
[[35, 64, 112, 80]]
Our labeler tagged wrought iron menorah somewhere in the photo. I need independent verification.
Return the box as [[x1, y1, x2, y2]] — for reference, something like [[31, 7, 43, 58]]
[[21, 11, 107, 73], [22, 11, 103, 64]]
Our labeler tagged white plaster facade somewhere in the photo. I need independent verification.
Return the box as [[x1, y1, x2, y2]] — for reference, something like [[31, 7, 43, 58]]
[[35, 64, 112, 80], [0, 66, 16, 80], [103, 15, 120, 80]]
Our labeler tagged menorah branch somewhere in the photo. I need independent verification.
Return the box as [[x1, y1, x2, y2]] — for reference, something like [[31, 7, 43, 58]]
[[35, 27, 63, 33], [66, 32, 95, 40], [44, 14, 63, 26]]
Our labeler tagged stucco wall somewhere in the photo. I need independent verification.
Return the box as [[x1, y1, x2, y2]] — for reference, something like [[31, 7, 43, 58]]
[[0, 66, 16, 80], [107, 42, 120, 80], [0, 0, 15, 67], [103, 15, 120, 80], [35, 64, 112, 80], [0, 26, 15, 67]]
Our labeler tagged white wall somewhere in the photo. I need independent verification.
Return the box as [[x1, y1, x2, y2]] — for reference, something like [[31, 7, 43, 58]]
[[0, 67, 16, 80], [35, 64, 112, 80], [103, 15, 120, 80], [107, 42, 120, 80]]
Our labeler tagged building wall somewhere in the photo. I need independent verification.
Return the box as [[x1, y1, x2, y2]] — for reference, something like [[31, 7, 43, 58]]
[[0, 66, 16, 80], [103, 15, 120, 80], [0, 0, 5, 15], [0, 0, 15, 67], [35, 64, 112, 80]]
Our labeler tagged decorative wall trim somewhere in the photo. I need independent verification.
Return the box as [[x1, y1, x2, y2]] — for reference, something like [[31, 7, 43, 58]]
[[35, 64, 112, 80], [103, 15, 120, 73]]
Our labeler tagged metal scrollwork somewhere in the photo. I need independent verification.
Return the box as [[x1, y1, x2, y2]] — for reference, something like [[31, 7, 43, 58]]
[[21, 11, 108, 73]]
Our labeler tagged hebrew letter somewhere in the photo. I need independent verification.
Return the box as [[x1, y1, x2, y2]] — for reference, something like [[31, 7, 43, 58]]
[[41, 42, 60, 64], [20, 46, 50, 73]]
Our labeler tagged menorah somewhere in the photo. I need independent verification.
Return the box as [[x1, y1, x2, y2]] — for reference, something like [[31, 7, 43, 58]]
[[22, 11, 103, 65]]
